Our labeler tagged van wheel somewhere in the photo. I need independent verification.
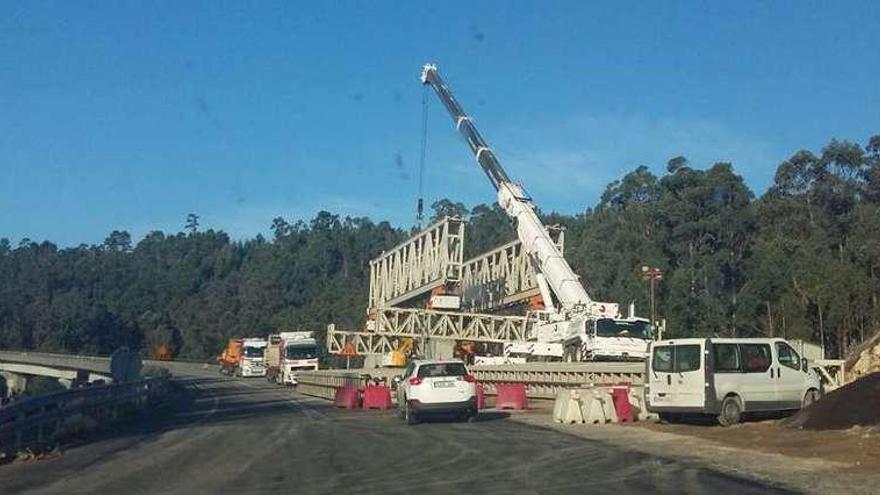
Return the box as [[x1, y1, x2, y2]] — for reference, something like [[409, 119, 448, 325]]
[[718, 395, 743, 427], [802, 389, 820, 408]]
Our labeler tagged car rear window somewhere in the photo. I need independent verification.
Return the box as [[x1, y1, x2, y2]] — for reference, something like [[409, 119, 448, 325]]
[[417, 362, 468, 378]]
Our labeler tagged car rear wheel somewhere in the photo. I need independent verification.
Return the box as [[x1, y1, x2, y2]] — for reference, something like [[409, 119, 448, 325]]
[[718, 395, 743, 427], [658, 412, 679, 424], [404, 400, 418, 425]]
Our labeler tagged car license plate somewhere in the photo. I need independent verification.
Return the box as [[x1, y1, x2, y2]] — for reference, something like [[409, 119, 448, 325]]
[[433, 381, 454, 388]]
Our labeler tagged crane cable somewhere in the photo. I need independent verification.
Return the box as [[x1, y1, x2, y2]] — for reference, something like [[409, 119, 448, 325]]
[[416, 84, 429, 229]]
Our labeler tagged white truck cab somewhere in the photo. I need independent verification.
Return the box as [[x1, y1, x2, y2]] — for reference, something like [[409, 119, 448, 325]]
[[531, 311, 653, 362], [238, 338, 268, 378], [646, 337, 822, 426], [273, 332, 319, 386], [582, 316, 652, 361]]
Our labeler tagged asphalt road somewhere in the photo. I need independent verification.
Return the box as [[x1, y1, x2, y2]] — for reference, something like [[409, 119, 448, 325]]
[[0, 368, 798, 495]]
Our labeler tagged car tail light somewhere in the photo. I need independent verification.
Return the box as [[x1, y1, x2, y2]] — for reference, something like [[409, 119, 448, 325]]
[[408, 377, 423, 386], [463, 374, 477, 383]]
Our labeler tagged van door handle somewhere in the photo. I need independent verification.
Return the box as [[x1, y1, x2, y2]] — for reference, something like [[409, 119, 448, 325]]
[[778, 367, 781, 378], [770, 368, 774, 378], [667, 375, 671, 385]]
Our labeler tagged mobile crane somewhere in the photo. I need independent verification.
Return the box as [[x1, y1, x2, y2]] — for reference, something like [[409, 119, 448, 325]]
[[421, 64, 652, 361]]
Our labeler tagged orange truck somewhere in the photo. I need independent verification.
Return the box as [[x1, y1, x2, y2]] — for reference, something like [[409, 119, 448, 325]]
[[218, 338, 244, 375]]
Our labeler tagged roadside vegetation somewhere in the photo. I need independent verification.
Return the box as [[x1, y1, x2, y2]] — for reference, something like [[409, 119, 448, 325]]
[[0, 135, 878, 360]]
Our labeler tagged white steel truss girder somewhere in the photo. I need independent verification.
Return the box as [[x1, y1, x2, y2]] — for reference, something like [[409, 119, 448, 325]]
[[326, 308, 537, 356], [326, 329, 403, 356], [460, 226, 564, 312], [368, 216, 464, 308], [371, 307, 533, 341]]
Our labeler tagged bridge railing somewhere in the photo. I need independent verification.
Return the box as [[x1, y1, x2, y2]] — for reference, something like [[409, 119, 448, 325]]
[[296, 368, 400, 400], [0, 378, 167, 456]]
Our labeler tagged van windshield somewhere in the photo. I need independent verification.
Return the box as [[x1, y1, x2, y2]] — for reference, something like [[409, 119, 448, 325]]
[[595, 319, 651, 339]]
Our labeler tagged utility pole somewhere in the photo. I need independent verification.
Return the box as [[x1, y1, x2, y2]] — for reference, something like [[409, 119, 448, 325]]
[[642, 266, 663, 331]]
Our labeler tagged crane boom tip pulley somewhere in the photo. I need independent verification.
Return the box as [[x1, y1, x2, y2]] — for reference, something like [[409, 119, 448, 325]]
[[420, 63, 438, 84]]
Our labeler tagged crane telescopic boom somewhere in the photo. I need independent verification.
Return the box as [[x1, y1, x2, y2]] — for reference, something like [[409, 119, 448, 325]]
[[421, 64, 595, 314], [420, 64, 511, 191]]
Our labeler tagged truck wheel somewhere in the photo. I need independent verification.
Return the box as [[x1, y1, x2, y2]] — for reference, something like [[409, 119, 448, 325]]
[[802, 388, 820, 408], [718, 395, 743, 427]]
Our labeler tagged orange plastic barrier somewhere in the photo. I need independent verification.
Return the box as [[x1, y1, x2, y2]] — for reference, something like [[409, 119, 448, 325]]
[[495, 383, 528, 410], [610, 387, 633, 422], [334, 385, 359, 409], [362, 385, 393, 410]]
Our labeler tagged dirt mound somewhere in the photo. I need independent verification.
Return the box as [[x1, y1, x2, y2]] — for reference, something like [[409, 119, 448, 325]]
[[848, 333, 880, 381], [785, 372, 880, 430]]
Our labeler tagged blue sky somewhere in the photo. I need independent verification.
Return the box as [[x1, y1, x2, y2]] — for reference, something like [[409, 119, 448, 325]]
[[2, 1, 878, 246]]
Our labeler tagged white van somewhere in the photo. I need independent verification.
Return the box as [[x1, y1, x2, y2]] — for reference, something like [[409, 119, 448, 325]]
[[645, 338, 822, 426]]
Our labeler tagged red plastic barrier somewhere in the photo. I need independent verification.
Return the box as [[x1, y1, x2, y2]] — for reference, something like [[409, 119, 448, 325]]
[[476, 383, 486, 410], [495, 383, 528, 410], [610, 387, 633, 422], [362, 385, 393, 410], [334, 385, 359, 409]]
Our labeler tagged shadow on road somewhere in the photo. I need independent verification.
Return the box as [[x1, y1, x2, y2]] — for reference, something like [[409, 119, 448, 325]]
[[660, 410, 796, 427]]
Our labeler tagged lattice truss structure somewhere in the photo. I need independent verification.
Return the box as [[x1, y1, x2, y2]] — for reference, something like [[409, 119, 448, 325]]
[[368, 216, 464, 308], [460, 226, 563, 312], [327, 307, 537, 356], [330, 218, 564, 356]]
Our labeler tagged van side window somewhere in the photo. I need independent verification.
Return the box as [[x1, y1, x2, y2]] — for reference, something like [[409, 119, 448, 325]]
[[674, 345, 701, 372], [713, 343, 740, 372], [775, 342, 801, 370], [740, 344, 771, 373], [652, 346, 673, 372]]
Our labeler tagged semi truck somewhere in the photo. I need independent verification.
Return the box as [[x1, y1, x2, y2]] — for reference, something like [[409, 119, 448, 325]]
[[238, 338, 268, 377], [218, 337, 268, 376], [264, 332, 319, 385], [218, 338, 243, 375]]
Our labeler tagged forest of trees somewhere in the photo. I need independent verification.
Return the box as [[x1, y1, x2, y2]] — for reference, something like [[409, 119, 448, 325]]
[[1, 134, 878, 360]]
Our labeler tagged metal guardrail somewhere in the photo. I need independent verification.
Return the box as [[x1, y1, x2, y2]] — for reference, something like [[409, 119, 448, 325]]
[[0, 378, 167, 456], [296, 363, 645, 401], [296, 369, 399, 400]]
